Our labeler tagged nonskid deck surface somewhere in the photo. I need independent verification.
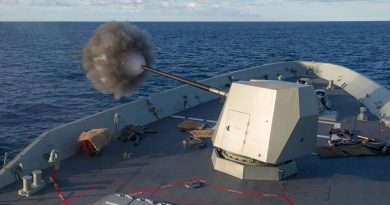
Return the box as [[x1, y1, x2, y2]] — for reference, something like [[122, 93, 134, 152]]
[[1, 78, 390, 205]]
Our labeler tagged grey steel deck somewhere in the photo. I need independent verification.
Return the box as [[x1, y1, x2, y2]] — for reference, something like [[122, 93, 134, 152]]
[[1, 77, 390, 205]]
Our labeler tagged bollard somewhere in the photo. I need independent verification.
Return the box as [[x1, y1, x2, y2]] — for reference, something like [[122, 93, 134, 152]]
[[22, 175, 32, 193], [19, 171, 46, 196], [32, 170, 42, 187]]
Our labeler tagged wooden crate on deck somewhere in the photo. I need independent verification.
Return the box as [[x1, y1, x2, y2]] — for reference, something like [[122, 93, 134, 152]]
[[78, 128, 112, 155]]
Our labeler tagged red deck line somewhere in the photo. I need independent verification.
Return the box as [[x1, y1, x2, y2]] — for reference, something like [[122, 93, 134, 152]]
[[129, 178, 200, 196], [279, 194, 296, 205], [129, 178, 199, 196], [67, 183, 97, 204], [206, 182, 294, 205], [51, 171, 294, 205], [51, 169, 70, 205], [130, 177, 295, 205], [168, 177, 200, 186]]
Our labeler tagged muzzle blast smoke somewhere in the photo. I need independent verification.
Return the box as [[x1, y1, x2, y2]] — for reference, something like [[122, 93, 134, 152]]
[[83, 21, 226, 99]]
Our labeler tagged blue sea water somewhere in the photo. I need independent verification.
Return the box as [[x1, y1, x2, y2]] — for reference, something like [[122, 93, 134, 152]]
[[0, 22, 389, 159]]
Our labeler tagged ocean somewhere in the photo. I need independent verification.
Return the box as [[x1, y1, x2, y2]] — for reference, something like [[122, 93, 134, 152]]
[[0, 22, 389, 159]]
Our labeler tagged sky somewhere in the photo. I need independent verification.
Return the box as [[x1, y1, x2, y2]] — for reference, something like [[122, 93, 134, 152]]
[[0, 0, 389, 21]]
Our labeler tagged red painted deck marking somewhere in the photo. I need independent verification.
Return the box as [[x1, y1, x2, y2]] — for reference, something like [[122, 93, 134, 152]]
[[51, 169, 70, 205], [67, 183, 97, 204], [206, 182, 294, 205], [130, 177, 295, 205], [51, 171, 294, 205]]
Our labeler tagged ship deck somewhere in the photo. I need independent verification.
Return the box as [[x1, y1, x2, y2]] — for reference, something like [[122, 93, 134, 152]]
[[1, 78, 390, 205]]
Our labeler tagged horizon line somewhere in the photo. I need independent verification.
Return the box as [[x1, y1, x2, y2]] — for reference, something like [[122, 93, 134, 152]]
[[1, 20, 390, 23]]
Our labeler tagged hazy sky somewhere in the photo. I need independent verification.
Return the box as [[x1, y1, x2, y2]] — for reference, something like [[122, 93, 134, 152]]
[[0, 0, 389, 21]]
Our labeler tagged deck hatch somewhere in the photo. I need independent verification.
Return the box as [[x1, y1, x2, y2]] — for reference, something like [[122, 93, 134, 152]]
[[221, 110, 250, 153]]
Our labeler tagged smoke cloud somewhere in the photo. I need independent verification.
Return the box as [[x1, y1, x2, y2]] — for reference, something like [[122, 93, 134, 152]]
[[82, 21, 154, 99]]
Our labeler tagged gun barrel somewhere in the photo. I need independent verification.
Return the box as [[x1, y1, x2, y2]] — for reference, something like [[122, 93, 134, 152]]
[[142, 65, 227, 97]]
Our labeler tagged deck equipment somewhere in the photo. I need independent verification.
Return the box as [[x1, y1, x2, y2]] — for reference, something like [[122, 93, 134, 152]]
[[78, 128, 112, 155], [141, 65, 319, 180]]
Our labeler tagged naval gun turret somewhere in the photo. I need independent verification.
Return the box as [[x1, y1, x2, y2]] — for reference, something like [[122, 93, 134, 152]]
[[142, 65, 319, 180]]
